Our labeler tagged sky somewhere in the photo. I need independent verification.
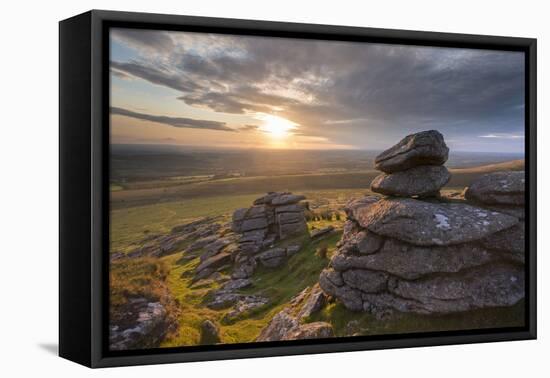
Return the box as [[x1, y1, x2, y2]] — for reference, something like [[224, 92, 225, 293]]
[[110, 28, 525, 153]]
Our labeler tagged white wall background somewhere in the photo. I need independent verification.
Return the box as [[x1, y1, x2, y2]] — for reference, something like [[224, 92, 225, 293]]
[[0, 0, 547, 376]]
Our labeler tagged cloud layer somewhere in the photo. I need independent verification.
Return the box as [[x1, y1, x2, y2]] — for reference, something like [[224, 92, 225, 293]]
[[111, 107, 234, 131], [110, 28, 525, 150]]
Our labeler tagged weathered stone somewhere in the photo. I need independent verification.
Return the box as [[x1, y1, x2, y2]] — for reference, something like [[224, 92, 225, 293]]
[[353, 198, 518, 246], [483, 205, 525, 220], [355, 230, 384, 254], [319, 269, 363, 311], [246, 205, 269, 219], [279, 221, 308, 240], [206, 292, 242, 310], [200, 238, 232, 262], [277, 211, 304, 225], [465, 171, 525, 206], [289, 287, 310, 307], [297, 284, 327, 319], [271, 194, 306, 206], [323, 262, 524, 315], [360, 292, 426, 314], [275, 204, 304, 213], [222, 278, 252, 291], [332, 239, 500, 279], [240, 229, 268, 243], [199, 320, 221, 344], [258, 247, 287, 268], [371, 165, 451, 197], [342, 269, 388, 293], [262, 234, 277, 248], [186, 235, 217, 253], [481, 222, 525, 261], [311, 226, 335, 239], [192, 267, 215, 281], [253, 192, 284, 205], [344, 196, 380, 221], [238, 241, 262, 255], [390, 262, 525, 313], [196, 252, 232, 273], [285, 322, 334, 340], [374, 130, 449, 173], [109, 300, 175, 351], [223, 296, 269, 322], [232, 208, 248, 223], [256, 311, 299, 342], [239, 217, 269, 232], [232, 257, 257, 279], [256, 309, 333, 341]]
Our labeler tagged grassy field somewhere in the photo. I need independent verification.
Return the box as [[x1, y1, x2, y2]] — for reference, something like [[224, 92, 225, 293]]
[[110, 160, 524, 209], [110, 189, 366, 253]]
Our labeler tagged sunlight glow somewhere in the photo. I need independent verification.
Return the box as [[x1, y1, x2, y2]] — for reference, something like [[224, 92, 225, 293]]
[[258, 114, 298, 139]]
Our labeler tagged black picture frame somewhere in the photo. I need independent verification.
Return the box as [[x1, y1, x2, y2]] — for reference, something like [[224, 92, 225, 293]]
[[59, 9, 537, 368]]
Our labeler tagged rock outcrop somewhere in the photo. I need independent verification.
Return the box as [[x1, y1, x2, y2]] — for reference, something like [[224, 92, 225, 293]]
[[465, 171, 525, 206], [256, 284, 331, 341], [320, 131, 525, 316], [465, 171, 526, 263], [371, 130, 450, 197], [231, 192, 309, 278], [109, 298, 177, 351], [199, 319, 221, 345]]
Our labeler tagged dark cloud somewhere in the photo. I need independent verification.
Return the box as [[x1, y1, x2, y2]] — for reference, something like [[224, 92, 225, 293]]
[[111, 28, 175, 54], [111, 31, 525, 149], [111, 61, 201, 93], [240, 124, 260, 131], [111, 107, 235, 132]]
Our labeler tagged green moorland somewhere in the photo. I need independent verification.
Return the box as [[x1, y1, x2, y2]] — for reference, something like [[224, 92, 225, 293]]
[[110, 184, 524, 347]]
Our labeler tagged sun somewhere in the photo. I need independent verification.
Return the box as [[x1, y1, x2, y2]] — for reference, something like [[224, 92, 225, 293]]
[[259, 114, 297, 139]]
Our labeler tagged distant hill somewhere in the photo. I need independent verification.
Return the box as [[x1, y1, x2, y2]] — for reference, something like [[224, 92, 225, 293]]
[[450, 159, 524, 174]]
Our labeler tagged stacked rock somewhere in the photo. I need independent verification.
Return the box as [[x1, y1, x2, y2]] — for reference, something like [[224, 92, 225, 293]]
[[319, 131, 525, 316], [231, 192, 309, 278], [371, 130, 451, 197]]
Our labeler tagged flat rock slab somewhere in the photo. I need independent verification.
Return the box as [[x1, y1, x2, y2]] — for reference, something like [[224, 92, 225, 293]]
[[371, 165, 451, 197], [390, 262, 525, 313], [321, 262, 524, 315], [353, 198, 518, 246], [222, 278, 253, 291], [311, 226, 335, 239], [332, 239, 501, 280], [196, 251, 232, 273], [271, 194, 306, 206], [258, 247, 287, 268], [374, 130, 449, 173], [279, 221, 308, 240], [465, 171, 525, 205]]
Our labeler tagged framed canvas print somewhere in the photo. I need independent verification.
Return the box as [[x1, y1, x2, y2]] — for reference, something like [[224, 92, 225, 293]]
[[59, 10, 537, 368]]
